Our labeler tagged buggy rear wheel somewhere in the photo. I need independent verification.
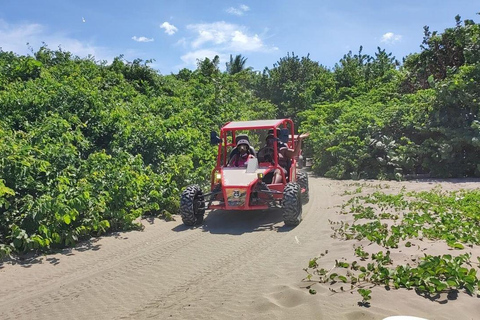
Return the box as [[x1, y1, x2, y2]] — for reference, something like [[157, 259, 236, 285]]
[[180, 185, 205, 226], [282, 182, 302, 226], [297, 172, 309, 204], [297, 155, 304, 169]]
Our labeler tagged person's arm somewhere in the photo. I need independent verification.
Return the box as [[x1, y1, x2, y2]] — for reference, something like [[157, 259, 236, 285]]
[[284, 133, 309, 160]]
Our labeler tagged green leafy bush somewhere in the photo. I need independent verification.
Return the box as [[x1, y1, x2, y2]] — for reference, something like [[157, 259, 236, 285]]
[[302, 18, 480, 179], [0, 48, 276, 257]]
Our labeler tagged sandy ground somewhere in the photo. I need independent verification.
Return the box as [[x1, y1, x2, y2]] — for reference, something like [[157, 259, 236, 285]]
[[0, 176, 479, 320]]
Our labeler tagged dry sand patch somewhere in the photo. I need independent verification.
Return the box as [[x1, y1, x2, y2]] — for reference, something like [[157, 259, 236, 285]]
[[0, 177, 479, 320]]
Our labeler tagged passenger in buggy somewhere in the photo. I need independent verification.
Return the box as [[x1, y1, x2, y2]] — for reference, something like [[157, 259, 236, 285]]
[[257, 129, 309, 183]]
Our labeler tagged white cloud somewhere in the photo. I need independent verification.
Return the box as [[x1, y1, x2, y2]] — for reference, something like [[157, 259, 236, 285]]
[[178, 21, 277, 70], [132, 36, 154, 42], [381, 32, 402, 44], [226, 4, 250, 16], [174, 37, 188, 48], [160, 22, 178, 35], [0, 20, 115, 61], [230, 31, 264, 51], [0, 20, 44, 53], [188, 22, 232, 48], [226, 8, 243, 16], [187, 21, 275, 52]]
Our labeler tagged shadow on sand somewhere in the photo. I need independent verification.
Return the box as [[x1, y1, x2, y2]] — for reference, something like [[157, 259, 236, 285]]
[[0, 231, 136, 268], [415, 288, 462, 304], [172, 208, 299, 235]]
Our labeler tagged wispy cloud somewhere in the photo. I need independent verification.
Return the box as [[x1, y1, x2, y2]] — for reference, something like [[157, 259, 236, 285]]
[[187, 21, 276, 52], [381, 32, 402, 44], [230, 30, 264, 51], [0, 20, 44, 53], [226, 4, 250, 16], [160, 22, 178, 35], [0, 19, 115, 61], [174, 37, 188, 48], [178, 21, 277, 69], [132, 36, 154, 42]]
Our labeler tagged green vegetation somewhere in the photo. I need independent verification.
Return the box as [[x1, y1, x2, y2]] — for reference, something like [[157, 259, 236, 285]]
[[336, 186, 480, 248], [302, 16, 480, 179], [305, 186, 480, 305], [1, 14, 479, 257], [0, 48, 275, 258]]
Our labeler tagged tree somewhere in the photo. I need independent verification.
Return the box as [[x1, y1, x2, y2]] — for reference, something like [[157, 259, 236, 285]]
[[401, 15, 477, 92], [225, 54, 250, 75], [196, 55, 220, 78], [333, 46, 372, 99], [262, 52, 333, 124]]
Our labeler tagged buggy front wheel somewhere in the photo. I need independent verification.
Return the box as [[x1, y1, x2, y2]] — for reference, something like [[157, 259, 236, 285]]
[[282, 182, 302, 226], [179, 185, 205, 226]]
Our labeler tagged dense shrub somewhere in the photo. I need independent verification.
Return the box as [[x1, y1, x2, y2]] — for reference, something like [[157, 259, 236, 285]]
[[302, 17, 480, 179], [0, 48, 275, 257], [1, 14, 479, 258]]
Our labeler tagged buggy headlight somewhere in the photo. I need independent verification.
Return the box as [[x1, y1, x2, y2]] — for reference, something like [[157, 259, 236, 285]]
[[215, 172, 222, 181], [257, 173, 264, 179]]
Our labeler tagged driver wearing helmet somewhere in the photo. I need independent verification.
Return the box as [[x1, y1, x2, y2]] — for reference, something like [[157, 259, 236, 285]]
[[228, 139, 255, 167]]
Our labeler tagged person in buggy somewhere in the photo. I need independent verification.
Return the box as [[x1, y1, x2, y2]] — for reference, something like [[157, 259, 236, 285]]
[[228, 139, 255, 167], [257, 129, 309, 183]]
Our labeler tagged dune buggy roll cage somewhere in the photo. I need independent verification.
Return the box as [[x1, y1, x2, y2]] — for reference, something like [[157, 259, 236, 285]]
[[216, 119, 295, 164], [203, 119, 298, 211], [179, 118, 308, 226]]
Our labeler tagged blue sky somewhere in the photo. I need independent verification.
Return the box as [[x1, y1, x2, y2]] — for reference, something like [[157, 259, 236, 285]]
[[0, 1, 478, 74]]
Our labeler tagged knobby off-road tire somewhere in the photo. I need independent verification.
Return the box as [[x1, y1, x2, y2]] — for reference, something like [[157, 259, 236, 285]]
[[179, 185, 205, 226], [297, 172, 309, 204], [297, 156, 304, 169], [282, 182, 302, 226]]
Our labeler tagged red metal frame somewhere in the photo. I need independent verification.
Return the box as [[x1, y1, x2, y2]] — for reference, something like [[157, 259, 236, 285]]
[[209, 119, 297, 211]]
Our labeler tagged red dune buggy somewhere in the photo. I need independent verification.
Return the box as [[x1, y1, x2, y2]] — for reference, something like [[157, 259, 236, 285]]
[[179, 119, 309, 226]]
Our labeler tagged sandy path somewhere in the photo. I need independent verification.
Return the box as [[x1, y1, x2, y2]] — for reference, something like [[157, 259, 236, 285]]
[[0, 176, 479, 320]]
